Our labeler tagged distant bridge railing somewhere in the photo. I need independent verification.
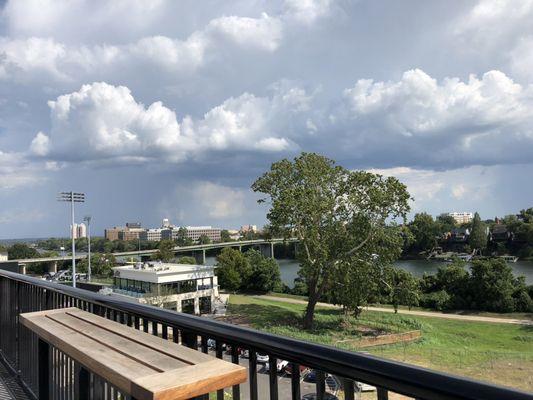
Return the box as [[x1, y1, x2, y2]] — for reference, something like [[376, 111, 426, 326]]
[[1, 269, 532, 400]]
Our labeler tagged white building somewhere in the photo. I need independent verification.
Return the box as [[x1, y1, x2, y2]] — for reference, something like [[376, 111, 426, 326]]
[[111, 262, 219, 315], [70, 223, 87, 239], [139, 228, 163, 241], [240, 225, 257, 233], [0, 252, 8, 261], [448, 212, 474, 225]]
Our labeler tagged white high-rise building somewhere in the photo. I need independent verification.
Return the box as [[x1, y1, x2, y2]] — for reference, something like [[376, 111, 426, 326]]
[[448, 212, 474, 225], [70, 223, 87, 239]]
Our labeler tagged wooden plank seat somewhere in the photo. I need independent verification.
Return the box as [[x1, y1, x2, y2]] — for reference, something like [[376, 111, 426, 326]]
[[20, 307, 246, 400]]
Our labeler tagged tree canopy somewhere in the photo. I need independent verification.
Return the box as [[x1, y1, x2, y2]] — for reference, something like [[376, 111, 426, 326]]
[[469, 212, 487, 251], [252, 152, 410, 328], [215, 247, 281, 293]]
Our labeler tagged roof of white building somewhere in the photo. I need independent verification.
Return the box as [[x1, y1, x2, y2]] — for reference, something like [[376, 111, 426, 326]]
[[113, 262, 214, 283]]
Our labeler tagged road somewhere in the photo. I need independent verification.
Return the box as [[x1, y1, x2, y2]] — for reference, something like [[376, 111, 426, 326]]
[[257, 295, 533, 325], [210, 350, 328, 399]]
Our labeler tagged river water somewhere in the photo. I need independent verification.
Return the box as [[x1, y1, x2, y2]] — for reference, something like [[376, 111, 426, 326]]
[[207, 257, 533, 288]]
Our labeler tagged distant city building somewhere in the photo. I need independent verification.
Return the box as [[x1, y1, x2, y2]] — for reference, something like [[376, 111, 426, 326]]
[[240, 225, 257, 233], [111, 262, 219, 315], [447, 212, 474, 225], [105, 226, 124, 241], [227, 229, 240, 240], [70, 223, 87, 239], [0, 252, 8, 261], [185, 226, 221, 242], [139, 228, 163, 242], [118, 228, 144, 241], [162, 218, 171, 228], [105, 224, 143, 241]]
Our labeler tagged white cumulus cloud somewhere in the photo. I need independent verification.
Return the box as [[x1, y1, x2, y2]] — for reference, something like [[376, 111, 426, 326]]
[[337, 68, 533, 167], [30, 81, 308, 163]]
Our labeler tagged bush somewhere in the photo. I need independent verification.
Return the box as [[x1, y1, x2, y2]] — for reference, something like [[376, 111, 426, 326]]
[[420, 290, 451, 311]]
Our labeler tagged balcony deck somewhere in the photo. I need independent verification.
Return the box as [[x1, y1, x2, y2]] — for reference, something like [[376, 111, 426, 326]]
[[0, 361, 30, 400]]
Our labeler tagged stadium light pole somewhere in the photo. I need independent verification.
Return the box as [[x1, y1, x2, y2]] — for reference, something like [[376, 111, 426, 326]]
[[83, 215, 92, 282], [57, 192, 85, 287]]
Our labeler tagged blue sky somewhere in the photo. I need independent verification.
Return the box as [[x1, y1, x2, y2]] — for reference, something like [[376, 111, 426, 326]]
[[0, 0, 532, 239]]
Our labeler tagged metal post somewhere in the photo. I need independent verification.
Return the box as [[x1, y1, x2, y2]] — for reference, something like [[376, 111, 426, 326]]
[[38, 339, 49, 400], [58, 191, 85, 288], [71, 192, 76, 288], [84, 216, 92, 282], [77, 366, 90, 400]]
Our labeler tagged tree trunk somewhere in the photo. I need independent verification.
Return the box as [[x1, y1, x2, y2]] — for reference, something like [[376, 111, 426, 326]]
[[303, 294, 319, 329]]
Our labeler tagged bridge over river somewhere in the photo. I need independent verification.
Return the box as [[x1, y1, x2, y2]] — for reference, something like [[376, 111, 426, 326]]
[[0, 238, 298, 274]]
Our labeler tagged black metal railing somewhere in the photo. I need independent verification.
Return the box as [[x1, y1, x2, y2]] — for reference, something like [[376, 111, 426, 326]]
[[1, 269, 532, 400]]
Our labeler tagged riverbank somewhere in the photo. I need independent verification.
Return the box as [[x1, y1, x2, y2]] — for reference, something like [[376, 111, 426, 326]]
[[226, 294, 533, 392]]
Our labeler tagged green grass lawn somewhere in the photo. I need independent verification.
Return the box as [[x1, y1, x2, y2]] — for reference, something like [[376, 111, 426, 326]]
[[228, 294, 533, 392]]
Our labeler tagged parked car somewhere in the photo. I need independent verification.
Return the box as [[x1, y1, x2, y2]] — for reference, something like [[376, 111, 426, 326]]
[[283, 364, 308, 375], [240, 349, 249, 358], [302, 394, 339, 400], [304, 369, 317, 382], [256, 353, 269, 363], [264, 359, 289, 372], [207, 339, 226, 350], [355, 381, 376, 392]]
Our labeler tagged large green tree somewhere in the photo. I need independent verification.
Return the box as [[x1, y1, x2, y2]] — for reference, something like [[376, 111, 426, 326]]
[[469, 212, 487, 251], [8, 243, 39, 259], [176, 227, 193, 246], [469, 258, 515, 312], [215, 247, 251, 292], [252, 152, 410, 328], [408, 213, 439, 252], [198, 234, 211, 245], [153, 240, 175, 262], [245, 249, 281, 292], [220, 230, 232, 242]]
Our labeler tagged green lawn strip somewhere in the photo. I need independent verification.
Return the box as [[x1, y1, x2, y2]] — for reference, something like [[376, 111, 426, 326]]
[[228, 294, 533, 373]]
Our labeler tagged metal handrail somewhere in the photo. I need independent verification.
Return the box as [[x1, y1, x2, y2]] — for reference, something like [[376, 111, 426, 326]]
[[0, 268, 532, 400]]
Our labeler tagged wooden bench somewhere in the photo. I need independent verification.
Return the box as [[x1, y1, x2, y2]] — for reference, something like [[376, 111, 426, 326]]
[[20, 307, 247, 400]]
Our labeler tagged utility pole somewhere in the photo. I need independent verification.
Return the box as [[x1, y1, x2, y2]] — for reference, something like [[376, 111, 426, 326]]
[[58, 192, 85, 288], [84, 215, 92, 282]]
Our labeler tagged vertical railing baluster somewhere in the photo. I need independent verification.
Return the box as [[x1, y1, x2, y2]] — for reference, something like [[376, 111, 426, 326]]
[[290, 363, 301, 400], [377, 387, 389, 400], [216, 341, 224, 400], [231, 345, 241, 400], [172, 327, 179, 343], [249, 350, 258, 400], [343, 378, 355, 400], [269, 356, 278, 400], [316, 370, 325, 400], [201, 336, 208, 353]]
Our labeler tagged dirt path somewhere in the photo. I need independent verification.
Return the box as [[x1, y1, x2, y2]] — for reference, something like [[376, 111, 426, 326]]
[[257, 295, 533, 325]]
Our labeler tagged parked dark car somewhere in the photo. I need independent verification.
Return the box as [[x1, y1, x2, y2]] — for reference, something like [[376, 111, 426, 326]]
[[301, 393, 339, 400]]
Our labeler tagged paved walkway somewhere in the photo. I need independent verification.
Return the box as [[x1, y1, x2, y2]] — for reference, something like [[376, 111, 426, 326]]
[[257, 295, 533, 325]]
